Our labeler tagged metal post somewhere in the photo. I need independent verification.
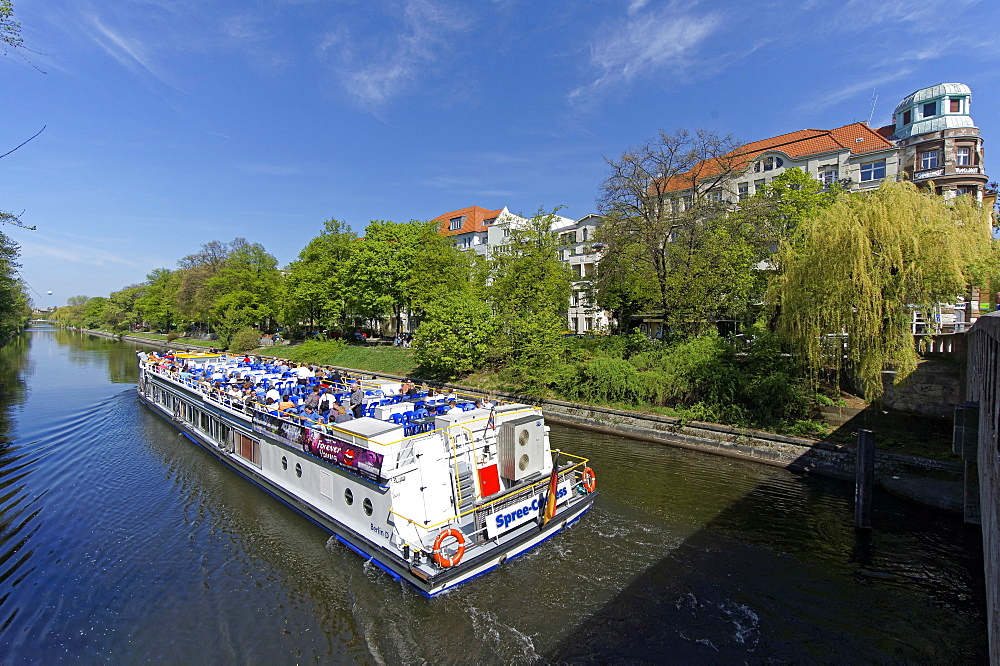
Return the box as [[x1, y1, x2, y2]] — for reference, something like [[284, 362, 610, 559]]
[[855, 429, 875, 530]]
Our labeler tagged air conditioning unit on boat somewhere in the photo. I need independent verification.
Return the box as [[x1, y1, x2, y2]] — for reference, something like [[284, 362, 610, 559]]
[[497, 415, 546, 482]]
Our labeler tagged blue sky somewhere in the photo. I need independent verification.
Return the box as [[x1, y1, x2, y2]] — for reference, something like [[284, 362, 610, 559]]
[[3, 0, 998, 306]]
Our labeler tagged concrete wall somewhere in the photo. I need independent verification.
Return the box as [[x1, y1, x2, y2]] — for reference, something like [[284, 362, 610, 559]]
[[965, 313, 1000, 664], [881, 334, 967, 417]]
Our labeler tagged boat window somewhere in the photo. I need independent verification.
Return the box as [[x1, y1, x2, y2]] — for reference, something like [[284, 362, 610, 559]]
[[281, 456, 287, 470], [295, 463, 302, 478], [345, 488, 354, 505], [363, 498, 373, 516]]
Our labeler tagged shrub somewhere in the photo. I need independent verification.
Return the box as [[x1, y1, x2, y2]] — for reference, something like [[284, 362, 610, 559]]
[[578, 356, 644, 403], [229, 327, 261, 353], [414, 294, 498, 379], [165, 332, 179, 342]]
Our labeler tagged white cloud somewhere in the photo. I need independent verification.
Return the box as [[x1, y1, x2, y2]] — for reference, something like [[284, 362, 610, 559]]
[[18, 236, 138, 268], [83, 13, 183, 91], [569, 2, 721, 104], [796, 69, 914, 116], [627, 0, 651, 14], [843, 0, 982, 28], [317, 0, 471, 110]]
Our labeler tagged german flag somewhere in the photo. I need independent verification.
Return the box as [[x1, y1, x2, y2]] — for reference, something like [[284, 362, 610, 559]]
[[541, 453, 559, 526]]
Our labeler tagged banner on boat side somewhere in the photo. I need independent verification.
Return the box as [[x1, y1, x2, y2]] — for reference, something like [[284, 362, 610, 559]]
[[300, 428, 385, 482], [251, 412, 303, 447], [485, 481, 572, 539]]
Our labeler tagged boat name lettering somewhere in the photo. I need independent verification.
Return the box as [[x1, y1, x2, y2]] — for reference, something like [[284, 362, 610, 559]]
[[488, 484, 569, 537], [371, 523, 391, 540]]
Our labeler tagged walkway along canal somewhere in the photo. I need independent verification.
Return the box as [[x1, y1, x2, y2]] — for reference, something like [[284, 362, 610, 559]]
[[0, 327, 985, 661]]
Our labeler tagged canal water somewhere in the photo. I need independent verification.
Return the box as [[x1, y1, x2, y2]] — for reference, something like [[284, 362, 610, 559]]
[[0, 327, 987, 662]]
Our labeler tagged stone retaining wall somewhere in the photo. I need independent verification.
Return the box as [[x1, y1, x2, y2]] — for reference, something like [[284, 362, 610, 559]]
[[77, 329, 963, 512]]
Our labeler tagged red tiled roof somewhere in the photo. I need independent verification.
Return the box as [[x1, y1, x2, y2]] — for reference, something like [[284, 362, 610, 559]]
[[433, 206, 504, 237], [657, 123, 896, 193]]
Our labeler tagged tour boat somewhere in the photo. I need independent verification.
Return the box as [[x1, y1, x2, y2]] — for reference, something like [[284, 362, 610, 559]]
[[136, 352, 597, 596]]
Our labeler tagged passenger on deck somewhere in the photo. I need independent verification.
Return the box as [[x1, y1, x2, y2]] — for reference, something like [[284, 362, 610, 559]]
[[400, 379, 413, 395], [349, 382, 364, 419], [303, 387, 321, 410], [265, 386, 281, 403], [317, 388, 334, 413], [295, 363, 312, 385], [278, 395, 295, 412], [301, 406, 319, 422], [446, 400, 462, 415]]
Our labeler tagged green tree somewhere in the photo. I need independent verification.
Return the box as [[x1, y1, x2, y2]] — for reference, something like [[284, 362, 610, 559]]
[[136, 268, 179, 331], [283, 219, 357, 333], [0, 229, 29, 340], [203, 240, 281, 346], [0, 1, 23, 53], [82, 297, 108, 329], [346, 220, 471, 335], [487, 209, 573, 390], [413, 293, 498, 378], [589, 236, 656, 335], [596, 129, 750, 335], [104, 285, 143, 334], [734, 167, 843, 263], [773, 181, 999, 399]]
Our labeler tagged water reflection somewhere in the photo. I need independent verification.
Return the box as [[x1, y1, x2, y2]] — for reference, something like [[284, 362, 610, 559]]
[[0, 329, 987, 662]]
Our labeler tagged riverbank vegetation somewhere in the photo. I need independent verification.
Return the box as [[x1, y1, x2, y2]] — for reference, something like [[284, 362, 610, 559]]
[[0, 230, 30, 343], [51, 153, 999, 440]]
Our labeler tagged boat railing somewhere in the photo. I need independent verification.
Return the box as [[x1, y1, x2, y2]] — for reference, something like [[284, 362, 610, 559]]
[[144, 362, 394, 451], [143, 361, 549, 464]]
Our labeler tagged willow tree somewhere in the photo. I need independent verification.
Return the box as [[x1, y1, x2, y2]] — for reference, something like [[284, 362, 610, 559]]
[[772, 181, 998, 399]]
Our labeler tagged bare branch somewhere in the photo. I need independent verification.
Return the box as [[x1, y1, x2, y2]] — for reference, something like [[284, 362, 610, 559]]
[[0, 124, 45, 160]]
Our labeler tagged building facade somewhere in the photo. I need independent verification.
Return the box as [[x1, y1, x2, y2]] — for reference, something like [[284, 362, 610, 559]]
[[889, 83, 987, 200], [433, 205, 608, 332], [556, 213, 610, 333], [432, 83, 988, 336], [657, 82, 986, 211]]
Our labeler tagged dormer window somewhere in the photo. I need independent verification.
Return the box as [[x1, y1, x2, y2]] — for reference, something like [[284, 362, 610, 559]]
[[754, 156, 783, 172], [449, 216, 465, 231], [483, 217, 496, 226], [902, 110, 911, 125], [950, 99, 961, 113], [922, 101, 937, 118]]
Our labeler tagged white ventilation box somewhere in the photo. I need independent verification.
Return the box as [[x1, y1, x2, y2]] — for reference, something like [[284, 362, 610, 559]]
[[497, 415, 546, 482]]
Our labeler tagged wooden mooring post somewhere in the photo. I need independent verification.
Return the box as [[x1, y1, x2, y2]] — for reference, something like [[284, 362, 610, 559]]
[[854, 429, 875, 530]]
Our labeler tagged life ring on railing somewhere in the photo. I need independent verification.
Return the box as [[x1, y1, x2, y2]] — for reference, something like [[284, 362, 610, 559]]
[[432, 528, 466, 568], [582, 466, 597, 493]]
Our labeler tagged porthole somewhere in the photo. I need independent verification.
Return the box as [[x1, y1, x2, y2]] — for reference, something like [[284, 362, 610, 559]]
[[345, 488, 354, 505], [281, 456, 287, 470], [295, 463, 302, 478], [363, 498, 373, 516]]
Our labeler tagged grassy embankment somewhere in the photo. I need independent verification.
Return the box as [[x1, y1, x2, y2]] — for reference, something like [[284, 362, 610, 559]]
[[259, 340, 956, 462], [130, 332, 219, 348], [113, 334, 952, 462]]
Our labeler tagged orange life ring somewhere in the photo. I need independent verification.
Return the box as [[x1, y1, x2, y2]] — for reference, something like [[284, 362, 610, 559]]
[[582, 466, 596, 493], [432, 528, 466, 568]]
